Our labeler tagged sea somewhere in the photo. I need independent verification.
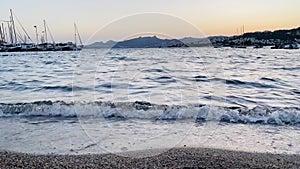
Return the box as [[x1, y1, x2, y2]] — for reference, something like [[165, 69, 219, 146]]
[[0, 47, 299, 157]]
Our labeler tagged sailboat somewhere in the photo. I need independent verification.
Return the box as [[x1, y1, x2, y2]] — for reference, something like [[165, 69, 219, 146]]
[[74, 23, 83, 50], [237, 25, 247, 48], [55, 23, 83, 51]]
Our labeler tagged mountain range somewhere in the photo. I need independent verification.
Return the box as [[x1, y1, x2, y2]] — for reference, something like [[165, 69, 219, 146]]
[[85, 27, 300, 48], [85, 36, 209, 48]]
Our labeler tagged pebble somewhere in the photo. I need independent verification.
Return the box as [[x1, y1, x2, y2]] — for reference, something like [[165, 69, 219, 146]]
[[0, 148, 300, 168]]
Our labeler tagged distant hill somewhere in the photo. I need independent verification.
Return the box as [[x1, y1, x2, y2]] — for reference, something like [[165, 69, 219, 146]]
[[242, 27, 300, 40], [179, 37, 205, 44], [211, 27, 300, 47], [86, 36, 210, 49], [112, 36, 187, 48], [85, 40, 117, 48]]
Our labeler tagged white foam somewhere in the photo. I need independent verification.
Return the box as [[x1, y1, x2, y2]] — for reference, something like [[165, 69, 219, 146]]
[[0, 101, 299, 126]]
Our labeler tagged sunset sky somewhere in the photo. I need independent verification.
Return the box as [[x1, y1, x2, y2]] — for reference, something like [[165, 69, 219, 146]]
[[1, 0, 299, 43]]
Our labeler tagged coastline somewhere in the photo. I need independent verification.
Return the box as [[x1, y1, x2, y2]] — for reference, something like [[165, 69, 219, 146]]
[[1, 147, 300, 169]]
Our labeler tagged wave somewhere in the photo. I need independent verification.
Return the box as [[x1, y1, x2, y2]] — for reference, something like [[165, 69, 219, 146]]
[[186, 77, 278, 88], [274, 66, 300, 71], [0, 101, 299, 126], [212, 78, 277, 88], [0, 83, 92, 92]]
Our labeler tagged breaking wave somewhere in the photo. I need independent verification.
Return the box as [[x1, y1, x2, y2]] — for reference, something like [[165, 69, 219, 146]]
[[0, 101, 299, 126]]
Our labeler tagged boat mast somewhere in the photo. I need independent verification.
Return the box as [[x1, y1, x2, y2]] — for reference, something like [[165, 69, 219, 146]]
[[74, 23, 77, 46], [243, 25, 245, 46], [12, 10, 33, 43], [44, 21, 55, 44], [74, 23, 83, 47], [4, 24, 8, 44], [78, 27, 83, 46], [34, 26, 38, 45], [1, 23, 5, 43], [0, 24, 3, 43], [10, 9, 17, 45], [43, 20, 47, 43], [8, 22, 13, 44]]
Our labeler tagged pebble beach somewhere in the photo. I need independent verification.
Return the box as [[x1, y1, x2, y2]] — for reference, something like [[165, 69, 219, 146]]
[[1, 148, 300, 169]]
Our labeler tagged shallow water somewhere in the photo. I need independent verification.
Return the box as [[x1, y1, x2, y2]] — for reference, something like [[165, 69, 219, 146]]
[[0, 47, 299, 156]]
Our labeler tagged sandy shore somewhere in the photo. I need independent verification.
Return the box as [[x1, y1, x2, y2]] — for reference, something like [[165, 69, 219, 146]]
[[1, 147, 300, 169]]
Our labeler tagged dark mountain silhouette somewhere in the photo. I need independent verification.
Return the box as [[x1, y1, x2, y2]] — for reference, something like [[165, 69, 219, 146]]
[[86, 27, 300, 48], [242, 27, 300, 40], [112, 36, 187, 48], [85, 40, 117, 48]]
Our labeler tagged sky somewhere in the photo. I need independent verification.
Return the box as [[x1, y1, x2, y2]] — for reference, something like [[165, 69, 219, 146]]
[[1, 0, 300, 43]]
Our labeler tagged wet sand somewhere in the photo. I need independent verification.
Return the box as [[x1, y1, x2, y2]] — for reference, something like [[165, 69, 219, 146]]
[[1, 147, 300, 169]]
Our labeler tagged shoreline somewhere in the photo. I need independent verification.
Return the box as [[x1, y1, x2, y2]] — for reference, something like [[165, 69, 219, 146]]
[[1, 147, 300, 168]]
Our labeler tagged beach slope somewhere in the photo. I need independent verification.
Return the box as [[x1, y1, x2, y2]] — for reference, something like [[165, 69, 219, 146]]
[[1, 148, 300, 169]]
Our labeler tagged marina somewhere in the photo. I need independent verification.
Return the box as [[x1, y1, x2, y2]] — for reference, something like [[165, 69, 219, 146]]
[[0, 9, 83, 52]]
